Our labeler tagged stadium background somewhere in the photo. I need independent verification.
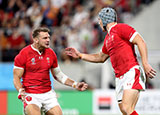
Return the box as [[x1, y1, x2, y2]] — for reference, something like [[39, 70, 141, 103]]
[[0, 0, 160, 115]]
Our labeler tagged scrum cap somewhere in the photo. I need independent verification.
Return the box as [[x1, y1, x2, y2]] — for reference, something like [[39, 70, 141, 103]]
[[98, 7, 117, 26]]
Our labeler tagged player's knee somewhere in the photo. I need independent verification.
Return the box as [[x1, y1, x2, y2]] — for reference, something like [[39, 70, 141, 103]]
[[120, 103, 134, 115], [25, 104, 41, 115], [46, 106, 62, 115]]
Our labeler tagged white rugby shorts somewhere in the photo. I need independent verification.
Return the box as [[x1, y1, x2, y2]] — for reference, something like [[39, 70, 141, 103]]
[[23, 89, 60, 113], [115, 65, 146, 103]]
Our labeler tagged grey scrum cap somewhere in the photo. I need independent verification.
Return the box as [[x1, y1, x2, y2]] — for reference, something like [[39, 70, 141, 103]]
[[98, 7, 117, 26]]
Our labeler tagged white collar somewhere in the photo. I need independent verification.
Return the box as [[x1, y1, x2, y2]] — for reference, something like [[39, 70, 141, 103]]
[[108, 23, 117, 34], [31, 45, 43, 55]]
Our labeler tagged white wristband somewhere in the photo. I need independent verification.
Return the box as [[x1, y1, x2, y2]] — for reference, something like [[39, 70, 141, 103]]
[[72, 82, 78, 88], [19, 88, 24, 93]]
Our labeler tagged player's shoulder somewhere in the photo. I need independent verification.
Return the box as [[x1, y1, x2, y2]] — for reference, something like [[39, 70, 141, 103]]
[[115, 23, 134, 32], [116, 23, 134, 29], [116, 23, 131, 28], [14, 45, 31, 60], [19, 45, 31, 54], [45, 48, 56, 55], [45, 47, 54, 53]]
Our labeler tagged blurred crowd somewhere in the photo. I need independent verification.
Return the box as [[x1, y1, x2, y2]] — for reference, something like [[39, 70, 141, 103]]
[[0, 0, 154, 62]]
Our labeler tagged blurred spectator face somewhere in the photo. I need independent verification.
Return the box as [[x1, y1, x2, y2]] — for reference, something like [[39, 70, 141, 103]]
[[76, 5, 83, 13], [12, 18, 19, 27], [32, 1, 39, 8], [12, 29, 19, 38], [19, 19, 25, 27]]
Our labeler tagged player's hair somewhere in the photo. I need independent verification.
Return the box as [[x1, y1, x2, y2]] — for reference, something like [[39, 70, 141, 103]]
[[32, 27, 50, 38]]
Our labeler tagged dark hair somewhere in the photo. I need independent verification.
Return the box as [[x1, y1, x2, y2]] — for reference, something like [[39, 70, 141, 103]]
[[32, 27, 50, 38]]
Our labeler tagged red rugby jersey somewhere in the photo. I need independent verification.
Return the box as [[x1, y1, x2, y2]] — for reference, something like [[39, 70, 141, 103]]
[[102, 23, 139, 77], [14, 45, 58, 93]]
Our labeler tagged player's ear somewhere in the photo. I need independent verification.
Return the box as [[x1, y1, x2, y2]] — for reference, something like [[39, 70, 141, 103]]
[[35, 38, 39, 43], [33, 37, 39, 43]]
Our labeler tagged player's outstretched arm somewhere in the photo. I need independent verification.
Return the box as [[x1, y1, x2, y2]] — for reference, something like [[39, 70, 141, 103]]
[[51, 67, 88, 91], [132, 34, 156, 79], [65, 47, 109, 63]]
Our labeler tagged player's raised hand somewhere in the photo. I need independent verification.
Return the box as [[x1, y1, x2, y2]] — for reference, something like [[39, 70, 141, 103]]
[[76, 82, 88, 91], [143, 63, 156, 79], [65, 47, 81, 59]]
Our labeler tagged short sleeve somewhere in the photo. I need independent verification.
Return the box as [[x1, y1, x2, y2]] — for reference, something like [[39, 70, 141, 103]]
[[117, 24, 137, 42], [51, 50, 58, 68], [14, 51, 26, 69]]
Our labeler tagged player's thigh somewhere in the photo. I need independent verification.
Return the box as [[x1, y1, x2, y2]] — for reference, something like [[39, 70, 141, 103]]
[[46, 105, 62, 115], [25, 104, 41, 115], [122, 89, 139, 110], [118, 89, 139, 115]]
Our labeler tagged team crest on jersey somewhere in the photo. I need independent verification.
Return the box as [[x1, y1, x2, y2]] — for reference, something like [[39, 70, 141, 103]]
[[46, 57, 50, 64], [25, 96, 32, 102], [31, 58, 36, 65], [106, 35, 114, 47]]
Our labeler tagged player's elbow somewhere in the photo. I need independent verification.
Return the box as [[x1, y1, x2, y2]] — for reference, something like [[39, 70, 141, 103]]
[[100, 58, 107, 63], [98, 53, 109, 63], [100, 55, 109, 63]]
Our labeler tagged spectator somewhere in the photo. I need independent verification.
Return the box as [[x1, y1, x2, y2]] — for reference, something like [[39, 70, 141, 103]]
[[41, 0, 59, 26], [7, 28, 26, 49], [26, 1, 42, 28], [17, 19, 31, 45], [0, 30, 8, 50], [71, 5, 89, 28]]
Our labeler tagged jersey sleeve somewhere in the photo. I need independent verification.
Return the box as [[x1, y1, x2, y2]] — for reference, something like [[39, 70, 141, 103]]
[[51, 50, 58, 68], [14, 50, 26, 69], [117, 24, 137, 42]]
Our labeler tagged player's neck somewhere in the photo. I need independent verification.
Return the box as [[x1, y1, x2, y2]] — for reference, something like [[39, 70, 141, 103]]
[[107, 22, 117, 32], [32, 43, 45, 53]]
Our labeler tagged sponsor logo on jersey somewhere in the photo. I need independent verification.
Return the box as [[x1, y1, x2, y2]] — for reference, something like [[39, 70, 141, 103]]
[[127, 83, 132, 86], [39, 56, 43, 60]]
